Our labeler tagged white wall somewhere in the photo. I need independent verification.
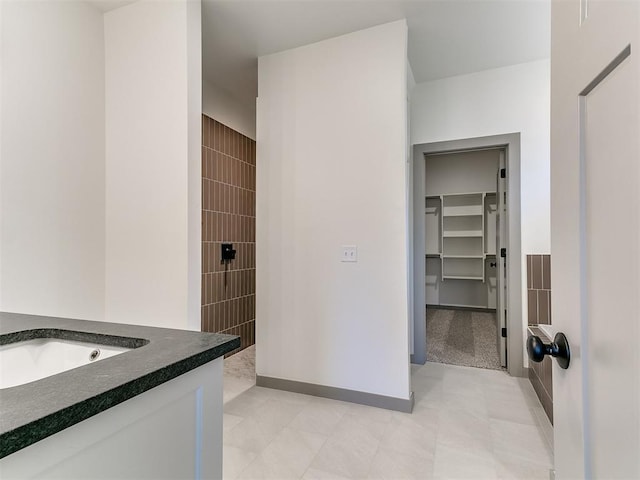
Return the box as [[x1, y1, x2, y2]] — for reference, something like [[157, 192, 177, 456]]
[[425, 149, 500, 195], [256, 20, 410, 400], [0, 1, 106, 320], [411, 59, 550, 365], [412, 59, 550, 253], [105, 0, 201, 330], [203, 79, 256, 140]]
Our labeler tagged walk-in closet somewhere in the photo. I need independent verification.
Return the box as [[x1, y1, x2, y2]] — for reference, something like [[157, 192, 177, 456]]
[[424, 148, 506, 370]]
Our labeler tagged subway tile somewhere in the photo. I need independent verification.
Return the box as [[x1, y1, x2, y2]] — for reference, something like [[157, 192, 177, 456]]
[[219, 153, 226, 183], [231, 299, 237, 328], [202, 305, 207, 331], [240, 190, 247, 217], [212, 273, 219, 303], [224, 125, 230, 155], [542, 255, 551, 290], [548, 291, 552, 324], [214, 150, 219, 181], [202, 244, 208, 274], [204, 149, 210, 180], [232, 158, 239, 186], [532, 255, 543, 289], [219, 155, 226, 184], [202, 273, 209, 305], [212, 151, 219, 181], [225, 184, 232, 213], [214, 120, 220, 151], [219, 183, 226, 213], [538, 290, 550, 325], [221, 302, 228, 330], [240, 135, 247, 162], [203, 115, 210, 148], [220, 184, 226, 213], [528, 290, 538, 324], [217, 122, 223, 152], [207, 212, 213, 243], [527, 255, 533, 289], [231, 187, 237, 215], [201, 146, 207, 178], [221, 125, 228, 155], [203, 179, 209, 213], [202, 147, 208, 179], [210, 150, 216, 181], [542, 356, 552, 399], [211, 213, 218, 242], [210, 181, 217, 211], [215, 303, 222, 330], [212, 306, 219, 332]]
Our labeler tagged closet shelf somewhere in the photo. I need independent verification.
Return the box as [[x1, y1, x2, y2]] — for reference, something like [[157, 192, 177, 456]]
[[443, 231, 483, 238], [426, 253, 442, 258], [442, 206, 483, 217], [442, 255, 484, 259], [442, 275, 485, 281]]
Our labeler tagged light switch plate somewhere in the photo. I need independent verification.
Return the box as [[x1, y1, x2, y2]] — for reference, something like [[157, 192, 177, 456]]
[[341, 245, 357, 262]]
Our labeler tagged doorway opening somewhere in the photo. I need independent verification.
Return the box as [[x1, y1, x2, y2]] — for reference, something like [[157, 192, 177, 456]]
[[424, 148, 506, 370], [411, 134, 524, 378]]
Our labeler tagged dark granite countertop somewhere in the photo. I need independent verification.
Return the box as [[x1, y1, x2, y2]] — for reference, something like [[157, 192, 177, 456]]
[[0, 312, 239, 459]]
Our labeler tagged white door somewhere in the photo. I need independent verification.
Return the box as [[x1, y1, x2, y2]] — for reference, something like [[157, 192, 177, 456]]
[[496, 154, 507, 367], [551, 0, 639, 478]]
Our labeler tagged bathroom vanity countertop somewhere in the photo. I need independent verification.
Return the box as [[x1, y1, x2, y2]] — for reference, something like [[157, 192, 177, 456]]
[[0, 312, 240, 459]]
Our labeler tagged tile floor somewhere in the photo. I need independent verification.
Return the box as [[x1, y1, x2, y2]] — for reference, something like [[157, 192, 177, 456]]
[[223, 347, 554, 479]]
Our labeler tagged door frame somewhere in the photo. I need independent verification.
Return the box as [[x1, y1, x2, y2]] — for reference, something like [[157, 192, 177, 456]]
[[410, 133, 524, 378]]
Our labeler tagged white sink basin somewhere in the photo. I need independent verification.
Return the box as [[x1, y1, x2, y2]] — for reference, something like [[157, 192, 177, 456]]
[[0, 337, 130, 389]]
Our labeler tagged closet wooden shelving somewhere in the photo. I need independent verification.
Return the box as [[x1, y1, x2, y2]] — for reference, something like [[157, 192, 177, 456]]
[[425, 192, 497, 283]]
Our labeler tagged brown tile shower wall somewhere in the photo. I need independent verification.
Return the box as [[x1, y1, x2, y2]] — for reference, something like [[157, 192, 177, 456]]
[[201, 115, 256, 354], [527, 254, 551, 324], [527, 254, 553, 424]]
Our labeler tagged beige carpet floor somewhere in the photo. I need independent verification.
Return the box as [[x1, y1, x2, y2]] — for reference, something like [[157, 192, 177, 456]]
[[426, 308, 502, 370]]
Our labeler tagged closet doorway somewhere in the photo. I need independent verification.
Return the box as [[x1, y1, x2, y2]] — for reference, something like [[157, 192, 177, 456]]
[[424, 149, 505, 369], [411, 134, 524, 378]]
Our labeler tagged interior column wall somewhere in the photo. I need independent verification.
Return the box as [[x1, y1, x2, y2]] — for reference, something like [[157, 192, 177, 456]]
[[256, 20, 411, 401], [104, 0, 202, 330]]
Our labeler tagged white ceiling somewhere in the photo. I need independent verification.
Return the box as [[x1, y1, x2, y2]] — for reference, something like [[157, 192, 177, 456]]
[[86, 0, 137, 12], [202, 0, 550, 107]]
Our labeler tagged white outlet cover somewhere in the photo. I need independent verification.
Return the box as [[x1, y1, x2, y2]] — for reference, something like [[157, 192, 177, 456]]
[[341, 245, 357, 262]]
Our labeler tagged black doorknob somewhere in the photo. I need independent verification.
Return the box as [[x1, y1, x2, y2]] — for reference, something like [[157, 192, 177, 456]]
[[526, 332, 571, 369]]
